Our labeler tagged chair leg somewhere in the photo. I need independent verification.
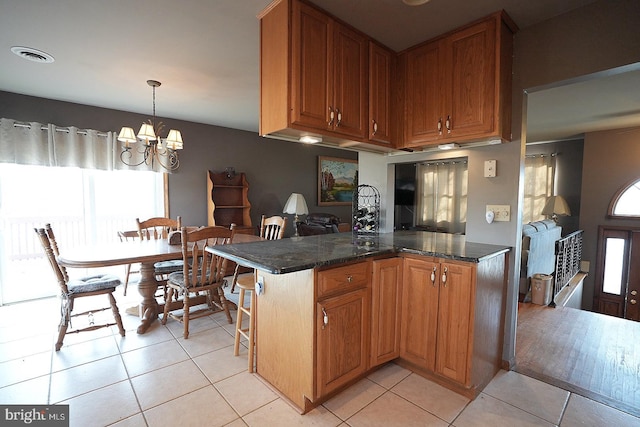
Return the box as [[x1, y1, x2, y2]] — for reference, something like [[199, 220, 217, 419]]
[[123, 264, 131, 296], [230, 264, 240, 294], [162, 288, 174, 325], [183, 292, 190, 339], [55, 296, 71, 351], [109, 293, 125, 337], [234, 288, 246, 356], [217, 286, 233, 324]]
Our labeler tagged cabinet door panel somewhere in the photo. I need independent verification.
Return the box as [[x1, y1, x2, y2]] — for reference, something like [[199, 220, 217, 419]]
[[435, 262, 474, 384], [317, 288, 370, 397], [405, 40, 444, 145], [447, 20, 496, 138], [371, 258, 402, 366], [291, 1, 330, 130], [400, 258, 439, 370], [369, 42, 392, 144], [332, 23, 367, 139]]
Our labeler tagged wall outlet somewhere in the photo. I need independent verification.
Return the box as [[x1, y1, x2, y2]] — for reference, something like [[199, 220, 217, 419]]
[[486, 205, 510, 222], [256, 275, 265, 296], [484, 160, 497, 178]]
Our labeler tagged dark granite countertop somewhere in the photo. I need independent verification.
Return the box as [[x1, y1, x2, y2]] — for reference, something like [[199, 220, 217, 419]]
[[208, 231, 510, 275]]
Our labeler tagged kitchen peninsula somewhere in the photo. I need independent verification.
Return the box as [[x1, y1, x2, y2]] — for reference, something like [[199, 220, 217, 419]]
[[208, 231, 510, 414]]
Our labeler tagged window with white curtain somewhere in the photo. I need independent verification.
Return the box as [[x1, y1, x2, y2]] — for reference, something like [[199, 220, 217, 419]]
[[415, 158, 468, 234], [523, 154, 556, 224]]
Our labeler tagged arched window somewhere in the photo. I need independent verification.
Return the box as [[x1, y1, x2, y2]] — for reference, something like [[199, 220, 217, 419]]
[[608, 178, 640, 218]]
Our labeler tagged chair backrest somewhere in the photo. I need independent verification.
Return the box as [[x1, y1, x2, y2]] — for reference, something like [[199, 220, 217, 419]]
[[136, 216, 182, 240], [180, 225, 235, 288], [259, 215, 287, 240], [118, 230, 140, 242], [35, 228, 69, 294], [44, 223, 61, 256]]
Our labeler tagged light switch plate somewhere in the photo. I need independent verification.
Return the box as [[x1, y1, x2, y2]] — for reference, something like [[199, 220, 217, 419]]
[[486, 205, 510, 222], [484, 160, 497, 178]]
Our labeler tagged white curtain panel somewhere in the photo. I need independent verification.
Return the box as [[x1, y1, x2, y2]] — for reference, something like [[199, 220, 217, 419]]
[[0, 118, 160, 172]]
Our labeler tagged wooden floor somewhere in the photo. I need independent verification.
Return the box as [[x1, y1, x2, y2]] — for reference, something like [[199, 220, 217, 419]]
[[516, 303, 640, 417]]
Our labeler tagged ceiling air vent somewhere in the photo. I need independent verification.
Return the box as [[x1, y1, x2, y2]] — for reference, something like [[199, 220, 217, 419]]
[[10, 46, 55, 63]]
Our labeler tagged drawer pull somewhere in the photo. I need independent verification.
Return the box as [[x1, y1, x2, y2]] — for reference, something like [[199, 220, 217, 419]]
[[347, 275, 353, 283]]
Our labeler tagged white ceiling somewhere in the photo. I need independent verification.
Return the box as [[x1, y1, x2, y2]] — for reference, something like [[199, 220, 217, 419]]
[[2, 0, 634, 142]]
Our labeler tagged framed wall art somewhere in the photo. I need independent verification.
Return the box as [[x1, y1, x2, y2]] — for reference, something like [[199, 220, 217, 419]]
[[318, 156, 358, 206]]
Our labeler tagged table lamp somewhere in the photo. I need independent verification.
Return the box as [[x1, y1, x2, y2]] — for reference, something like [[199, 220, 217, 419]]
[[283, 193, 309, 237], [541, 195, 571, 222]]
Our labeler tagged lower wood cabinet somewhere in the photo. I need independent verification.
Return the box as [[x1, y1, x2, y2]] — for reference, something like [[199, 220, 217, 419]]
[[371, 257, 402, 367], [256, 251, 506, 412], [399, 254, 506, 398], [400, 256, 474, 385], [316, 287, 370, 398]]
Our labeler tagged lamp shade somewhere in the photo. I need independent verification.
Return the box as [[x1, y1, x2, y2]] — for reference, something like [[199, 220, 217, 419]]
[[117, 127, 137, 144], [165, 129, 184, 150], [283, 193, 309, 215], [137, 123, 156, 142], [541, 195, 571, 217]]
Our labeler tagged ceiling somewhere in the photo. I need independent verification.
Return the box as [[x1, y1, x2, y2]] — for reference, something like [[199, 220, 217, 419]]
[[2, 0, 635, 142]]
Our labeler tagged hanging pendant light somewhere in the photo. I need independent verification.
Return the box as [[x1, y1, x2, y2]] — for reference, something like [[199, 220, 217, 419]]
[[118, 80, 183, 171]]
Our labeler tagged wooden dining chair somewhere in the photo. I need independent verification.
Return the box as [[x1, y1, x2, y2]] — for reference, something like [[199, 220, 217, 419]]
[[35, 225, 125, 351], [136, 216, 183, 300], [117, 230, 140, 296], [162, 225, 236, 339], [232, 215, 286, 372]]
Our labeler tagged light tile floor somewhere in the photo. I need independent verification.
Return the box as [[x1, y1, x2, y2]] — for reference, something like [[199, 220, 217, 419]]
[[1, 289, 640, 427]]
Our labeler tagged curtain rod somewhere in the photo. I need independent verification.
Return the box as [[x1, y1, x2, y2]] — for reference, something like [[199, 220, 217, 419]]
[[12, 121, 109, 138], [525, 153, 557, 158]]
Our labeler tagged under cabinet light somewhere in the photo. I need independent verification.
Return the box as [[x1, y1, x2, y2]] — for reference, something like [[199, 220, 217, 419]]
[[299, 135, 322, 144]]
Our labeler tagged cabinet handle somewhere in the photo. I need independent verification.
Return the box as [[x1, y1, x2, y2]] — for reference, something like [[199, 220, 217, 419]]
[[328, 107, 335, 126], [631, 290, 637, 296], [445, 115, 452, 134], [336, 108, 342, 127], [372, 119, 378, 136], [322, 307, 328, 328], [441, 266, 448, 287], [437, 117, 443, 135], [631, 299, 637, 305], [347, 275, 353, 283], [430, 266, 437, 286]]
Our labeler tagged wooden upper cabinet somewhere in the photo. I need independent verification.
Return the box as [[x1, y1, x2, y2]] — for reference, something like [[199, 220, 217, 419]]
[[403, 12, 514, 148], [405, 39, 444, 145], [261, 0, 368, 143], [331, 22, 368, 139], [291, 2, 330, 131], [368, 42, 394, 145]]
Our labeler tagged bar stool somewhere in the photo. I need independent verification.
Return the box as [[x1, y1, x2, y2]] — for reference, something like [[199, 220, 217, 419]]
[[233, 271, 256, 372], [232, 215, 287, 372]]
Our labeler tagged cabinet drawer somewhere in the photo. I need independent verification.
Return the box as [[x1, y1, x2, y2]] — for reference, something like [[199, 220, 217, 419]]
[[317, 261, 371, 299]]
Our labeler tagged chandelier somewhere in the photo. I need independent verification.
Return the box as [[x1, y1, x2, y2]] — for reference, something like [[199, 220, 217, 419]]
[[118, 80, 183, 171]]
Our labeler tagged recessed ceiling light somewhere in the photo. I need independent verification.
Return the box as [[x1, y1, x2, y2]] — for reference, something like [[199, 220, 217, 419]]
[[403, 0, 431, 6], [10, 46, 55, 63]]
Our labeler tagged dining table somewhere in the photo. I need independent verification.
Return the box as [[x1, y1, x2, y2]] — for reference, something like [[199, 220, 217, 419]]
[[57, 232, 261, 334]]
